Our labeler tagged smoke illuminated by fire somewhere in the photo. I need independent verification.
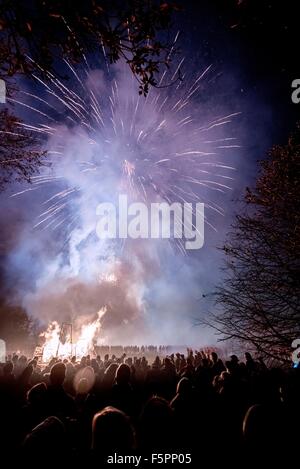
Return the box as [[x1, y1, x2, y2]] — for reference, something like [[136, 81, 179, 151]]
[[5, 49, 240, 346]]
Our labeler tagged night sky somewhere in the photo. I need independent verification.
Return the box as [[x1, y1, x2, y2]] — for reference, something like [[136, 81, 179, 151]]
[[0, 0, 299, 349]]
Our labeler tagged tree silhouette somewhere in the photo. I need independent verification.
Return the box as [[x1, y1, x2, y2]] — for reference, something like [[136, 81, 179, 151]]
[[0, 0, 179, 95], [0, 109, 47, 190], [213, 125, 300, 362]]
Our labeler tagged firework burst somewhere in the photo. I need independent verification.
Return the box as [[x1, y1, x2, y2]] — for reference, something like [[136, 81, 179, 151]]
[[7, 54, 239, 256]]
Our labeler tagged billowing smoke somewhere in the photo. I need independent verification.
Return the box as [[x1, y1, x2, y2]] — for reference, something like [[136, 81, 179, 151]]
[[3, 60, 240, 347]]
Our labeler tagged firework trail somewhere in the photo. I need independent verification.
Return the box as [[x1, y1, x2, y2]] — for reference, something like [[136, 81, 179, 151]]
[[7, 56, 239, 255], [4, 43, 240, 346]]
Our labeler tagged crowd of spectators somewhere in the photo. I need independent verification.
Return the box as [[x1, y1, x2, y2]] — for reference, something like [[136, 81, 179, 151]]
[[0, 348, 299, 464]]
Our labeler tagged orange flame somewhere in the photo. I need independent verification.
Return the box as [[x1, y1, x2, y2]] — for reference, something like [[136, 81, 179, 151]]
[[40, 307, 106, 362]]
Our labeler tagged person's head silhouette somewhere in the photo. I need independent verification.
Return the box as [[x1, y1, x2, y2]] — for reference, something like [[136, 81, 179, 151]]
[[50, 362, 66, 386], [92, 406, 135, 452]]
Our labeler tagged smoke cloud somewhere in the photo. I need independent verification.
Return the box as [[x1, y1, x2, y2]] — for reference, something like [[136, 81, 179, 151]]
[[1, 60, 245, 348]]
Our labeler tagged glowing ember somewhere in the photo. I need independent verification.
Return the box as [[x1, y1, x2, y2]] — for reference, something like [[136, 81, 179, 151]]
[[40, 307, 106, 361]]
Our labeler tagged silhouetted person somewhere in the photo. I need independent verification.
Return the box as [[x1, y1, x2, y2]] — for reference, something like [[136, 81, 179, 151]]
[[23, 416, 67, 453], [0, 361, 17, 450], [17, 364, 34, 404], [46, 362, 75, 419], [243, 402, 288, 464], [0, 361, 15, 388], [111, 363, 135, 416], [229, 354, 240, 372], [102, 363, 118, 389], [170, 377, 193, 414], [139, 396, 176, 450], [210, 352, 225, 377], [92, 406, 135, 454], [170, 377, 197, 448], [20, 382, 48, 439], [245, 352, 256, 373]]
